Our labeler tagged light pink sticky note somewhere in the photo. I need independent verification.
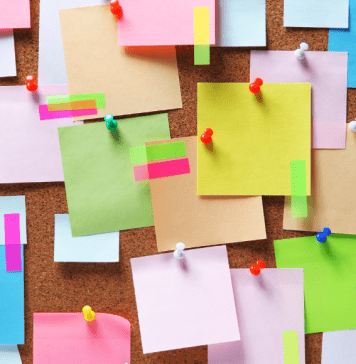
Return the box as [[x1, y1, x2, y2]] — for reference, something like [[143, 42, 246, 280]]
[[250, 51, 348, 149], [0, 0, 31, 29], [117, 0, 215, 46], [33, 313, 130, 364], [4, 213, 22, 272], [38, 104, 97, 120], [131, 245, 240, 353], [208, 269, 305, 364]]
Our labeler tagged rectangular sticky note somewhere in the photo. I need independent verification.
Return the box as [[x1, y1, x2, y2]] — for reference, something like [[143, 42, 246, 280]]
[[4, 214, 22, 272], [290, 160, 307, 218], [0, 30, 16, 78], [39, 104, 97, 120], [283, 331, 300, 364], [322, 330, 356, 364], [194, 7, 210, 65], [47, 93, 106, 109], [48, 99, 97, 111], [0, 0, 31, 29], [197, 83, 311, 196], [0, 345, 22, 364]]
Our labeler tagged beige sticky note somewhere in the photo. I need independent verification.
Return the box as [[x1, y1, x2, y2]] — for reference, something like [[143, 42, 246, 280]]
[[284, 127, 355, 234], [59, 5, 182, 121], [147, 136, 266, 252]]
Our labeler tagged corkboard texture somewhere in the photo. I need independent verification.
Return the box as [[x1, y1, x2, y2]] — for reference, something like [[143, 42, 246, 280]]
[[1, 0, 354, 362]]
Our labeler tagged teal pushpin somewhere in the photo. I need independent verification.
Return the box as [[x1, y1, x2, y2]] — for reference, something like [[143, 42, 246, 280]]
[[104, 114, 118, 130]]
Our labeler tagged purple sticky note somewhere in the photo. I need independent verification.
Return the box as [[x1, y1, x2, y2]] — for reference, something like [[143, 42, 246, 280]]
[[4, 213, 22, 272]]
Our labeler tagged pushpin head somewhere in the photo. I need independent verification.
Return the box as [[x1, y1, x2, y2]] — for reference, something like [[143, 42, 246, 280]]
[[104, 114, 118, 130], [174, 242, 185, 259], [249, 78, 263, 94], [200, 128, 213, 145], [294, 42, 309, 60], [349, 121, 356, 132], [110, 0, 123, 18], [26, 75, 38, 92], [250, 260, 265, 275], [82, 305, 96, 322], [316, 227, 331, 243]]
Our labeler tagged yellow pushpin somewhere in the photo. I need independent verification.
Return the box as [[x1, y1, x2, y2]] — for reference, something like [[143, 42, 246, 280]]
[[82, 305, 96, 322]]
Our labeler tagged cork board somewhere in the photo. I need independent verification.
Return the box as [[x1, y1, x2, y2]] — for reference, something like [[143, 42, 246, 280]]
[[1, 0, 354, 362]]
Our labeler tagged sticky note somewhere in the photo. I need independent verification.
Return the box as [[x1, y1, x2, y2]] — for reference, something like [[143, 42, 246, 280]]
[[322, 330, 356, 364], [4, 214, 22, 272], [0, 345, 22, 364], [48, 99, 97, 111], [208, 269, 305, 364], [250, 51, 348, 149], [33, 313, 130, 364], [58, 113, 171, 237], [274, 234, 356, 334], [39, 104, 97, 120], [290, 160, 307, 218], [283, 331, 301, 364], [0, 0, 31, 29], [47, 93, 106, 109], [0, 31, 16, 78], [194, 7, 210, 65], [131, 245, 240, 353], [197, 83, 311, 195]]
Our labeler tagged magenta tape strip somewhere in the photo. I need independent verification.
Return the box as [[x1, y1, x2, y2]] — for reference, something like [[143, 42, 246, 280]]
[[134, 158, 190, 181], [38, 104, 97, 120], [4, 213, 22, 272]]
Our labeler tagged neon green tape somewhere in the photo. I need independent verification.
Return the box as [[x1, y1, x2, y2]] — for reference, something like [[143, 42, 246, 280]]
[[194, 45, 210, 65], [290, 160, 308, 218], [47, 93, 106, 109], [282, 331, 300, 364], [130, 141, 186, 164]]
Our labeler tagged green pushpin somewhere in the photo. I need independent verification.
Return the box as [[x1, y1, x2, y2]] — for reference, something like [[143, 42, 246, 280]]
[[104, 114, 118, 130]]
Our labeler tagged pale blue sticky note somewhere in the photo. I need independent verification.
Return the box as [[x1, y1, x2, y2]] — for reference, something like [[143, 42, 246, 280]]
[[0, 245, 24, 344], [0, 345, 22, 363], [284, 0, 349, 28], [322, 330, 356, 363], [54, 214, 119, 263], [217, 0, 266, 46], [0, 196, 26, 245]]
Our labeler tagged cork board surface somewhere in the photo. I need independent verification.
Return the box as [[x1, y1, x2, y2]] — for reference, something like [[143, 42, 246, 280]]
[[1, 0, 354, 362]]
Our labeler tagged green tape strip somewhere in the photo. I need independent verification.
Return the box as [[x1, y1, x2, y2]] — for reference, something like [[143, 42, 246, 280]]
[[290, 160, 308, 218], [194, 45, 210, 65], [130, 141, 186, 164], [282, 331, 300, 364], [47, 93, 106, 109]]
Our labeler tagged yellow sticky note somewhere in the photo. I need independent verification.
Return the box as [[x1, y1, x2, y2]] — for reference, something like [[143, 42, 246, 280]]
[[194, 7, 210, 45], [197, 83, 311, 195]]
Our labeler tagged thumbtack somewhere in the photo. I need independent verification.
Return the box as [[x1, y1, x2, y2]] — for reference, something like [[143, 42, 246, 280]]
[[200, 128, 213, 145], [294, 42, 309, 60], [316, 227, 331, 243], [26, 75, 38, 92], [249, 78, 263, 94], [104, 114, 118, 130], [110, 0, 123, 19], [250, 260, 266, 276], [82, 305, 96, 322], [349, 121, 356, 132], [173, 242, 185, 259]]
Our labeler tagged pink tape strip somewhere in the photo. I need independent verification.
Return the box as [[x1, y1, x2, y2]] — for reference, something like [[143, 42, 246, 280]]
[[38, 105, 97, 120], [4, 213, 22, 272], [134, 158, 190, 181]]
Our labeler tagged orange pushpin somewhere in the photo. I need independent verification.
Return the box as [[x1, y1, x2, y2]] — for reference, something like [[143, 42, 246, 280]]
[[26, 75, 38, 92], [82, 305, 96, 322], [110, 0, 123, 19], [250, 260, 266, 276], [249, 78, 263, 94]]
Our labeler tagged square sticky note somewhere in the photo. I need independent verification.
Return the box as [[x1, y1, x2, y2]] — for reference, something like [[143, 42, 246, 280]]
[[274, 234, 356, 334], [58, 114, 171, 237], [208, 269, 305, 364], [0, 0, 31, 29], [250, 51, 348, 149], [0, 31, 16, 78], [59, 5, 182, 121], [197, 83, 311, 196], [131, 245, 240, 353], [322, 330, 356, 364]]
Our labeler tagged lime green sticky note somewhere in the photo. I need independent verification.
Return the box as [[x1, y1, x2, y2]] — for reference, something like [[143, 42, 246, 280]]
[[274, 234, 356, 334], [290, 160, 308, 218], [58, 113, 171, 237], [194, 7, 210, 66], [48, 93, 106, 109], [283, 331, 300, 364]]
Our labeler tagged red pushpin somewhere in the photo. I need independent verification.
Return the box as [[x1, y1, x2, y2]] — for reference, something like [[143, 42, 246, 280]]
[[200, 128, 213, 145], [249, 78, 263, 94], [250, 260, 266, 276], [110, 0, 123, 19], [26, 75, 38, 92]]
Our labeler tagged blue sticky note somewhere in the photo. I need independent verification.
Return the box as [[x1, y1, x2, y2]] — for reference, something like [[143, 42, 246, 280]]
[[322, 330, 356, 363], [0, 245, 24, 344], [54, 214, 119, 263]]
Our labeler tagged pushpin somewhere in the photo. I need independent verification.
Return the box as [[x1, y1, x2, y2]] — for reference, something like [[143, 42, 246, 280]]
[[110, 0, 123, 19], [349, 121, 356, 132], [82, 305, 96, 322], [294, 42, 309, 60], [104, 114, 118, 130], [200, 128, 213, 145], [26, 75, 38, 92], [250, 260, 266, 276], [173, 242, 185, 259], [249, 78, 263, 94], [316, 227, 331, 243]]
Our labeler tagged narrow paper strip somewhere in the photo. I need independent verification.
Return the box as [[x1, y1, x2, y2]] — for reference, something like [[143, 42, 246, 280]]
[[194, 7, 210, 65], [47, 93, 106, 109], [134, 158, 190, 181], [282, 331, 300, 364], [4, 214, 22, 272], [39, 105, 97, 120], [290, 160, 308, 218], [47, 99, 97, 111]]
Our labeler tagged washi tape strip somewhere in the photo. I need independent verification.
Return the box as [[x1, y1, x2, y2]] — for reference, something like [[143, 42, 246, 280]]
[[290, 160, 308, 218], [4, 213, 22, 272], [47, 93, 106, 109], [194, 7, 210, 65], [282, 331, 300, 364], [39, 105, 97, 120], [47, 99, 97, 111]]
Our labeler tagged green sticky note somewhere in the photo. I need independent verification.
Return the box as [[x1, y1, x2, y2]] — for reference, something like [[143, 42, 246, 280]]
[[274, 234, 356, 334], [290, 160, 308, 218], [194, 45, 210, 65], [47, 93, 106, 109], [58, 113, 171, 236], [130, 141, 186, 164], [283, 331, 300, 364]]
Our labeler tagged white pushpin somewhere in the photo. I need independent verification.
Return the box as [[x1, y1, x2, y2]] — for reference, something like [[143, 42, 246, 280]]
[[349, 120, 356, 132], [294, 42, 309, 60], [173, 242, 185, 259]]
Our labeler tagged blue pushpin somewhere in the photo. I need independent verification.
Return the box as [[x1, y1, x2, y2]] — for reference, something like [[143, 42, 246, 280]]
[[104, 114, 118, 130], [316, 227, 331, 243]]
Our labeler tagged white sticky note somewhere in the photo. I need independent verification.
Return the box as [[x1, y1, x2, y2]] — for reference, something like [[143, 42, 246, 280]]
[[0, 30, 16, 78], [54, 214, 119, 262], [322, 330, 356, 363], [0, 345, 22, 364]]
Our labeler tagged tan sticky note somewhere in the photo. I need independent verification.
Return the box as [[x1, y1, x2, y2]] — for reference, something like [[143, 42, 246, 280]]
[[47, 99, 97, 111]]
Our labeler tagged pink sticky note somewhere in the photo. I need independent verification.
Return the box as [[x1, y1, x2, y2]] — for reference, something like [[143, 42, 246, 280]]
[[131, 245, 240, 353], [208, 269, 305, 364], [4, 213, 22, 272], [33, 313, 130, 364], [250, 51, 348, 149], [0, 0, 31, 29], [117, 0, 215, 46], [39, 104, 97, 120]]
